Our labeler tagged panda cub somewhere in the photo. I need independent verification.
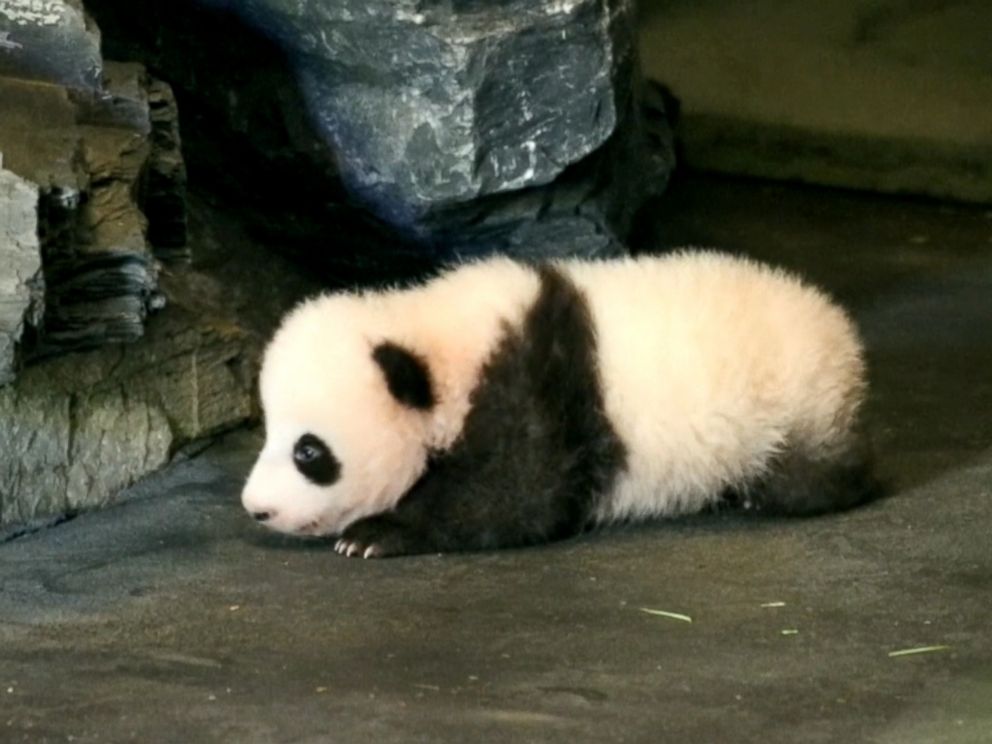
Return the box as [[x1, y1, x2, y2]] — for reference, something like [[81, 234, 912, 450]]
[[242, 251, 875, 558]]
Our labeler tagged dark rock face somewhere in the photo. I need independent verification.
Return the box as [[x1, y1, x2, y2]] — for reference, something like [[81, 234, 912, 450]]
[[0, 0, 204, 530], [2, 1, 189, 370], [85, 0, 674, 263], [0, 0, 102, 90], [0, 66, 187, 360], [247, 2, 623, 213], [0, 303, 256, 528], [144, 78, 189, 257], [239, 0, 674, 256]]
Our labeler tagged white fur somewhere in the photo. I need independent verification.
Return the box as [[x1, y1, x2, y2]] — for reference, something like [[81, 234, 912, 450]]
[[242, 251, 866, 537]]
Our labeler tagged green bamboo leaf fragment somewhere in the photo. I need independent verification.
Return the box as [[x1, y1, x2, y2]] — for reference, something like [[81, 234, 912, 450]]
[[639, 607, 693, 623]]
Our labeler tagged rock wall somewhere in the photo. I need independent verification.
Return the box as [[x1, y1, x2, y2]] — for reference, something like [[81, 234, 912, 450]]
[[85, 0, 675, 264], [239, 0, 656, 239], [0, 312, 254, 531], [0, 167, 42, 386], [0, 0, 102, 89], [0, 0, 249, 534], [0, 66, 187, 362]]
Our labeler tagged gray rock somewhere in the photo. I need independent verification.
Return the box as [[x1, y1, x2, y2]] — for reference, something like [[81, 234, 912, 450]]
[[260, 1, 618, 213], [0, 65, 188, 359], [0, 2, 207, 533], [238, 0, 671, 253], [0, 76, 83, 189], [0, 166, 43, 385], [424, 79, 675, 259], [0, 75, 154, 354], [0, 303, 255, 527], [0, 0, 102, 90], [74, 61, 189, 258], [84, 0, 674, 264]]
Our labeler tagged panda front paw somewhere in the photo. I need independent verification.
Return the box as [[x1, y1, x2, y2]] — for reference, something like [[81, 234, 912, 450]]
[[336, 516, 433, 559], [333, 537, 383, 559]]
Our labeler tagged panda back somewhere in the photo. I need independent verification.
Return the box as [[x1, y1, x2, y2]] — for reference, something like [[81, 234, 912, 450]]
[[560, 251, 867, 521]]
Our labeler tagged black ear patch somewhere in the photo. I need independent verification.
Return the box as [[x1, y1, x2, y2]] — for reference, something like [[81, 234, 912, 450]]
[[372, 341, 435, 410]]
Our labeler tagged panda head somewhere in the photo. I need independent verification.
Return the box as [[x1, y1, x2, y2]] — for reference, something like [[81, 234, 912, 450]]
[[241, 296, 435, 537]]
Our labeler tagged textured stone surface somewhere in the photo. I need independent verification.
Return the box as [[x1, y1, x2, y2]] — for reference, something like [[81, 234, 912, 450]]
[[0, 0, 102, 89], [238, 0, 673, 255], [1, 2, 191, 370], [426, 79, 674, 259], [0, 76, 154, 354], [242, 1, 626, 214], [0, 65, 188, 358], [0, 167, 42, 385], [0, 3, 199, 530], [84, 0, 674, 264], [0, 2, 229, 534], [0, 299, 255, 528], [0, 76, 82, 187]]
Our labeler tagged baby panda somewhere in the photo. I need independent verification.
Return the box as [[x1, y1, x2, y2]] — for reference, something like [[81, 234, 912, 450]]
[[242, 250, 875, 558]]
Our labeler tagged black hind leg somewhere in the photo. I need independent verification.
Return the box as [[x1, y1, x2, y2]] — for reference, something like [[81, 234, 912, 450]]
[[747, 434, 879, 516]]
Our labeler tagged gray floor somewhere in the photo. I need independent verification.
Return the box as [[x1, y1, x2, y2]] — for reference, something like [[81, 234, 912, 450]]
[[639, 0, 992, 203], [2, 175, 991, 743]]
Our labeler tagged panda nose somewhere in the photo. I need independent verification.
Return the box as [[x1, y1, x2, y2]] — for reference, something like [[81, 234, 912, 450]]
[[252, 510, 275, 522]]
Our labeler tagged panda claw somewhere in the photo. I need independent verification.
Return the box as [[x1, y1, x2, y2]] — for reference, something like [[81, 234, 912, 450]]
[[329, 539, 382, 559]]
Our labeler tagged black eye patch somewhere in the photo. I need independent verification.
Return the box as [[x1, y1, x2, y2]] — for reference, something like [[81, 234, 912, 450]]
[[292, 433, 341, 486]]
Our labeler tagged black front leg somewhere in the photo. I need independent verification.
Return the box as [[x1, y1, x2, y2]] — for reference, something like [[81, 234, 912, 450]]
[[336, 463, 525, 559], [335, 448, 593, 559]]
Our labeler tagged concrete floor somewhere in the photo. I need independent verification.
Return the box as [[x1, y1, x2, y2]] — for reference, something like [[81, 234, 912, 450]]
[[2, 175, 991, 743]]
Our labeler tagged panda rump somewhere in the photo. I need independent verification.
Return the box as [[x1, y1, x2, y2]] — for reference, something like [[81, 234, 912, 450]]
[[241, 250, 874, 558]]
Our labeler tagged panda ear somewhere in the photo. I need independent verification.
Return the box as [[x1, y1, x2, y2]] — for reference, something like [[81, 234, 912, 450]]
[[372, 341, 435, 410]]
